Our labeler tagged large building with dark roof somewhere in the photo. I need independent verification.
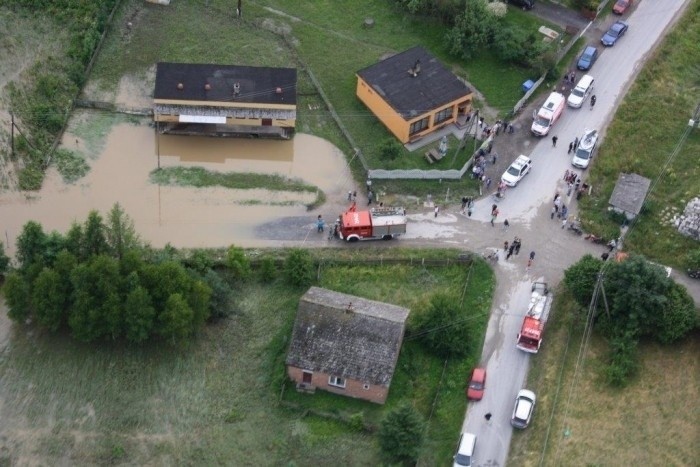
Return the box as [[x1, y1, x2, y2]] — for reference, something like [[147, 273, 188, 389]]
[[153, 62, 297, 139], [286, 287, 410, 404], [356, 46, 473, 144]]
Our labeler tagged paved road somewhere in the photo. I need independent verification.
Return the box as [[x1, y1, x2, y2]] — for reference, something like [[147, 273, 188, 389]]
[[463, 1, 692, 465]]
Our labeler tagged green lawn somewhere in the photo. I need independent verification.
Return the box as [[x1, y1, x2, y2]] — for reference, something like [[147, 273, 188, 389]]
[[577, 0, 700, 269], [0, 249, 495, 465]]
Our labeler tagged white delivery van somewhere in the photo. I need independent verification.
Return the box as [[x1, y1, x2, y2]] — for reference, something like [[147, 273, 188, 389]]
[[531, 92, 565, 136], [567, 74, 595, 108]]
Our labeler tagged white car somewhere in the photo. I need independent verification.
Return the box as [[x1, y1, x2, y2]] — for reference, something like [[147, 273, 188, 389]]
[[572, 129, 598, 169], [567, 74, 594, 108], [453, 432, 477, 467], [511, 389, 536, 429], [501, 155, 532, 187]]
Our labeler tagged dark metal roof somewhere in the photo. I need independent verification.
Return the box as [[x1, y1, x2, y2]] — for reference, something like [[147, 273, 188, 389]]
[[609, 173, 651, 216], [154, 62, 297, 105], [286, 287, 409, 386], [356, 46, 471, 120]]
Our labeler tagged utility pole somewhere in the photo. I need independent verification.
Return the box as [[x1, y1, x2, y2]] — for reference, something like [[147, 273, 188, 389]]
[[10, 112, 15, 159]]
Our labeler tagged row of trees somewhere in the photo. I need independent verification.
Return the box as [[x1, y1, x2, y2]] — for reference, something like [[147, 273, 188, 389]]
[[564, 254, 697, 386]]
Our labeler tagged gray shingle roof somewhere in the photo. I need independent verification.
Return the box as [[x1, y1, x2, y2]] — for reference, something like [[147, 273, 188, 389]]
[[286, 287, 409, 386], [609, 173, 651, 216], [356, 46, 471, 120], [154, 62, 297, 105]]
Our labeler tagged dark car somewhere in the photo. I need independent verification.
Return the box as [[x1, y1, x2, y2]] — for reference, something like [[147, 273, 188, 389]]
[[613, 0, 633, 14], [601, 21, 629, 46], [508, 0, 535, 9], [577, 46, 598, 71]]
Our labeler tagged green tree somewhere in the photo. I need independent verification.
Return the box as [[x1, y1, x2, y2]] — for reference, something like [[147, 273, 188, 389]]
[[410, 292, 471, 358], [188, 279, 212, 329], [43, 231, 66, 267], [258, 256, 277, 283], [105, 203, 140, 259], [378, 403, 425, 465], [124, 280, 156, 344], [4, 273, 32, 323], [141, 261, 193, 310], [32, 268, 66, 332], [64, 222, 83, 258], [187, 249, 213, 275], [82, 210, 108, 259], [605, 330, 638, 387], [655, 282, 697, 344], [379, 138, 403, 161], [16, 220, 47, 270], [563, 254, 603, 308], [284, 248, 314, 287], [446, 0, 497, 60], [0, 241, 10, 277], [203, 269, 235, 320], [226, 245, 251, 280], [159, 293, 194, 344]]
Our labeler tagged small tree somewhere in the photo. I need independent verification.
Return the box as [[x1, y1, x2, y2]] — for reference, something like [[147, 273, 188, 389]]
[[410, 292, 471, 358], [378, 403, 425, 465], [226, 245, 251, 280], [159, 293, 195, 345], [0, 241, 10, 277], [379, 138, 403, 161], [105, 203, 140, 259], [124, 282, 156, 344], [4, 273, 32, 323], [16, 220, 47, 270], [82, 210, 108, 259], [563, 254, 603, 308], [258, 256, 277, 283], [32, 268, 66, 332], [284, 248, 314, 287]]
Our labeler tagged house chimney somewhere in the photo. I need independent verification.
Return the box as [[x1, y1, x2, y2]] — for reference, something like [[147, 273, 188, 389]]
[[177, 82, 184, 90], [345, 302, 354, 314], [204, 83, 211, 91], [233, 82, 241, 96], [275, 87, 282, 94]]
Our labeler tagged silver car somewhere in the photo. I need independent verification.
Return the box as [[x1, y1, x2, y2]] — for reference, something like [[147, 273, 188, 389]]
[[511, 389, 536, 429]]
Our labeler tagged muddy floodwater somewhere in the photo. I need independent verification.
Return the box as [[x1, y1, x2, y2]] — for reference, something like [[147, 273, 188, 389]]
[[0, 123, 357, 255]]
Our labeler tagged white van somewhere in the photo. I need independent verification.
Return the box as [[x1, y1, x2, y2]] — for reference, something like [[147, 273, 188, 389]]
[[567, 74, 595, 108], [453, 432, 477, 467], [531, 92, 565, 136]]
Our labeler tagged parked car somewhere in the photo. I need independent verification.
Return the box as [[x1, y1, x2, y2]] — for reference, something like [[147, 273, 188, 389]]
[[572, 129, 598, 169], [508, 0, 536, 10], [613, 0, 633, 14], [567, 74, 595, 108], [511, 389, 536, 429], [577, 46, 599, 71], [453, 432, 477, 467], [466, 368, 486, 401], [601, 21, 629, 46], [501, 155, 532, 187]]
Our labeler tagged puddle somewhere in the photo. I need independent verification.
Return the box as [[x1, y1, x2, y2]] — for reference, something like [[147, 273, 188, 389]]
[[0, 122, 356, 254]]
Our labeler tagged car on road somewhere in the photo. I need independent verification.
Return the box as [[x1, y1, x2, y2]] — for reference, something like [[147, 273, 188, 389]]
[[612, 0, 632, 14], [511, 389, 536, 429], [577, 45, 599, 71], [501, 155, 532, 187], [572, 128, 598, 169], [567, 74, 595, 108], [466, 368, 486, 401], [508, 0, 535, 9], [453, 432, 477, 467], [601, 20, 629, 46]]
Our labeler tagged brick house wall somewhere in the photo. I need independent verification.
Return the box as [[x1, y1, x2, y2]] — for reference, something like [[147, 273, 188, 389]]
[[287, 366, 389, 404]]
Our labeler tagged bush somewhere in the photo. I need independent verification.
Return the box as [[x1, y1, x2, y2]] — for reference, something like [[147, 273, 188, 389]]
[[605, 331, 638, 387], [563, 254, 603, 308], [0, 242, 10, 277], [686, 249, 700, 270], [284, 249, 314, 287], [227, 245, 251, 280], [379, 139, 403, 161], [410, 292, 471, 358], [378, 403, 425, 465], [258, 256, 277, 283]]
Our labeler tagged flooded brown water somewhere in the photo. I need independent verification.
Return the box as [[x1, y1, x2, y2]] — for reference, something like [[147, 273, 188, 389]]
[[0, 123, 357, 255]]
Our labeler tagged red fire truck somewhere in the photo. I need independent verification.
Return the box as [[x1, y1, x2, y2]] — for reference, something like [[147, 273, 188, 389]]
[[516, 282, 552, 353], [338, 204, 407, 242]]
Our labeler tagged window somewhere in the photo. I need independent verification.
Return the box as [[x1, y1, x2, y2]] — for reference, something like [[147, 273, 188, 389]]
[[409, 117, 429, 135], [434, 107, 453, 125], [328, 376, 346, 388]]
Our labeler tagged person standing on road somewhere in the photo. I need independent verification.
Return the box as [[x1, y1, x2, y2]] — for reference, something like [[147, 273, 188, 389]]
[[503, 219, 510, 231], [552, 135, 558, 147], [568, 141, 574, 154], [490, 208, 499, 226], [316, 215, 325, 233], [590, 95, 597, 109], [507, 244, 515, 260], [514, 237, 522, 255], [367, 190, 373, 205], [504, 241, 509, 252], [574, 137, 579, 148], [434, 205, 440, 217]]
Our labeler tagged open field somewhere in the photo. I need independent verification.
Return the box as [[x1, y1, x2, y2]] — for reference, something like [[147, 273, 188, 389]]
[[578, 0, 700, 269], [508, 290, 700, 466], [0, 249, 494, 465]]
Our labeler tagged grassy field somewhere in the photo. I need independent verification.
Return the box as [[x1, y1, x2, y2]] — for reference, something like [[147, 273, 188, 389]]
[[0, 249, 495, 465], [578, 0, 700, 269], [508, 289, 699, 466]]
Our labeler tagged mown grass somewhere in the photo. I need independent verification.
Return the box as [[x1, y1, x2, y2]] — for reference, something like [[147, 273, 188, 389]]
[[0, 250, 494, 465], [149, 166, 326, 210], [508, 288, 700, 466], [577, 0, 700, 269]]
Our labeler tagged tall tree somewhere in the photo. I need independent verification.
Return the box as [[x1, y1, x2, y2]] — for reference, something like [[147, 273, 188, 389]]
[[32, 268, 65, 332], [159, 293, 194, 344], [411, 292, 471, 358], [4, 273, 32, 323], [0, 241, 10, 276], [563, 254, 603, 308], [378, 403, 425, 465], [82, 210, 108, 259], [124, 273, 156, 344], [105, 203, 140, 259], [64, 222, 83, 258], [16, 220, 47, 270]]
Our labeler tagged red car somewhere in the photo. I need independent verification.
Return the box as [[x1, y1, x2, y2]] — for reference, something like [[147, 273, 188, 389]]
[[466, 368, 486, 401], [612, 0, 632, 14]]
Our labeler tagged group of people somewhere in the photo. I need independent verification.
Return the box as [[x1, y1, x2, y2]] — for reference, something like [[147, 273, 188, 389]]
[[461, 196, 475, 217], [504, 237, 523, 260]]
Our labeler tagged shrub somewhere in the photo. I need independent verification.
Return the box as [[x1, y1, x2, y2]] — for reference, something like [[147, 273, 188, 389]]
[[258, 256, 277, 283], [410, 292, 471, 358], [378, 403, 425, 465], [605, 331, 638, 387], [379, 138, 403, 161], [0, 242, 10, 276], [284, 249, 314, 287], [227, 245, 251, 280]]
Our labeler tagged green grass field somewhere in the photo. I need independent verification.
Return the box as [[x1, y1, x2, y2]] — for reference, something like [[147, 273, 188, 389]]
[[0, 250, 495, 465]]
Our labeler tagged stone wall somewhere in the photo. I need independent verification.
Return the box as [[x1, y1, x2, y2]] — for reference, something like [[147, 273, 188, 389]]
[[675, 197, 700, 241]]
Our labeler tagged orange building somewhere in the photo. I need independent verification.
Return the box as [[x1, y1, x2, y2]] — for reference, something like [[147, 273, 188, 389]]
[[356, 46, 473, 144]]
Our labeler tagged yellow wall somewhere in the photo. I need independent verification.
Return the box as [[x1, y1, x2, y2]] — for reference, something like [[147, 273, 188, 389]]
[[356, 76, 472, 144]]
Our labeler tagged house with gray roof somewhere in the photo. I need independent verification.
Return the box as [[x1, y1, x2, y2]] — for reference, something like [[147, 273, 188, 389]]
[[608, 173, 652, 220], [355, 46, 473, 144], [153, 62, 297, 139], [286, 287, 410, 404]]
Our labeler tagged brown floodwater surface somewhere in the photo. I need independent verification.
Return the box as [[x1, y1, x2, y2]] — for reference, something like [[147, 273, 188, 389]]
[[0, 123, 356, 256]]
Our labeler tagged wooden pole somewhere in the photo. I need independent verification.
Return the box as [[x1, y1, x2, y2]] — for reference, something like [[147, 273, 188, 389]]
[[10, 112, 15, 159]]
